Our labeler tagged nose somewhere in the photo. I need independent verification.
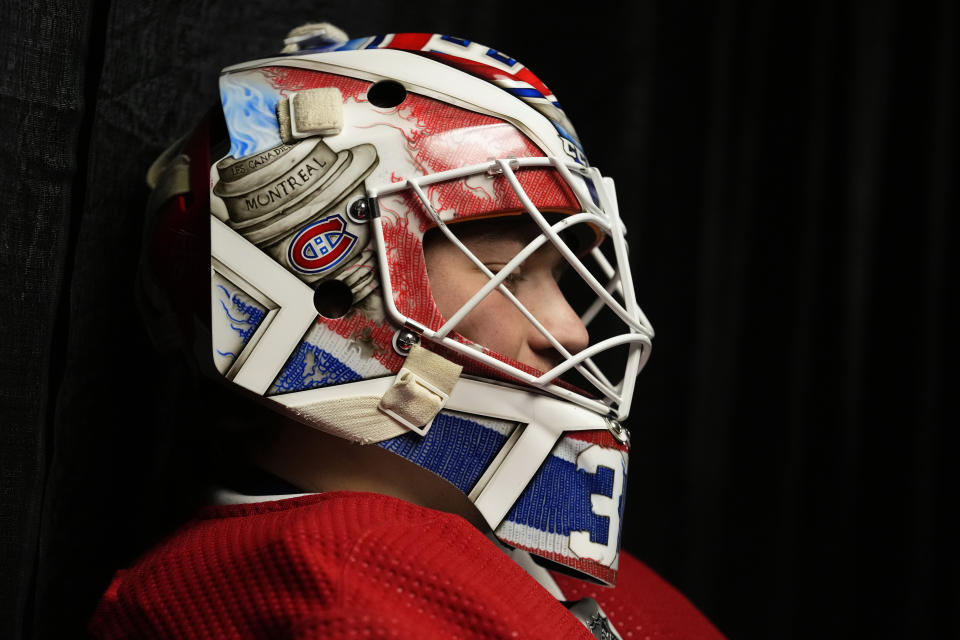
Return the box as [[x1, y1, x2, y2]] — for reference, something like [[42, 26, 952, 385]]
[[527, 277, 589, 365]]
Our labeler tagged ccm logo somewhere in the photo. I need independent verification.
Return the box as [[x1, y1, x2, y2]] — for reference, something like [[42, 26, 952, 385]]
[[288, 214, 358, 275]]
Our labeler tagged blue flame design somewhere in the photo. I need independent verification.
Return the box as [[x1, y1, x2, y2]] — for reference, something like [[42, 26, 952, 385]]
[[216, 284, 266, 343], [219, 72, 282, 158], [270, 341, 362, 394]]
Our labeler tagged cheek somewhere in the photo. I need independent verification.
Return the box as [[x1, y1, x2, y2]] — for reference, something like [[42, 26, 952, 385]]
[[424, 250, 469, 320], [455, 293, 526, 360], [424, 242, 526, 360]]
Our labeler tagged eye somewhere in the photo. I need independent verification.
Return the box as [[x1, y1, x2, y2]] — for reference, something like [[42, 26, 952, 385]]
[[485, 263, 525, 292], [501, 272, 525, 292], [552, 262, 570, 282]]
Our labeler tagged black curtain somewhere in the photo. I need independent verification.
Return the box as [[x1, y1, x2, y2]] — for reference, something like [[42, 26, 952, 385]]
[[2, 1, 956, 638]]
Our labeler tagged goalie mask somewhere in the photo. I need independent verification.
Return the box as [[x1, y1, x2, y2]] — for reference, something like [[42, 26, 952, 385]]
[[145, 30, 654, 585]]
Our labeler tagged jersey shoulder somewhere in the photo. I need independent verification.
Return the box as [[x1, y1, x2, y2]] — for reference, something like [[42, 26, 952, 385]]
[[90, 491, 593, 639]]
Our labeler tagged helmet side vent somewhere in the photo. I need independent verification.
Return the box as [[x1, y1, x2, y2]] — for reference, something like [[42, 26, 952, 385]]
[[366, 80, 407, 108], [313, 279, 353, 319]]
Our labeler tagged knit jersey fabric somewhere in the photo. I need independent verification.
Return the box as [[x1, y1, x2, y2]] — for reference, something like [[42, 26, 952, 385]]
[[89, 491, 724, 639]]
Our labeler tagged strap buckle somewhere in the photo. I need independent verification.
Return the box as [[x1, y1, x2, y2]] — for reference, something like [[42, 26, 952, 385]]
[[377, 344, 462, 436], [378, 367, 450, 436]]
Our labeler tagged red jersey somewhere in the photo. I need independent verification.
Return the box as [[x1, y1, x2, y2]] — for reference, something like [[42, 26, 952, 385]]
[[90, 491, 723, 639]]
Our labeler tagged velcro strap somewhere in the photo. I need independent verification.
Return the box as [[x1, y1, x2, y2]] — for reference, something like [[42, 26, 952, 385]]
[[288, 397, 409, 444], [277, 88, 343, 143], [378, 344, 462, 436]]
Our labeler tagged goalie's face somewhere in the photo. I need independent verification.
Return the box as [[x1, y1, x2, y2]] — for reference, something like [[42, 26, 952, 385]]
[[423, 220, 589, 374]]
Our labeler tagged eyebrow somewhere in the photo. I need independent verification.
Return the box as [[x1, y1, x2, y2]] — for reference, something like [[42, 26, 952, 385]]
[[452, 217, 541, 246], [457, 219, 584, 258]]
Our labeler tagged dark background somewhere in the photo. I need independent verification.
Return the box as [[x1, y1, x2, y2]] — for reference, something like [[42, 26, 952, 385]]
[[2, 1, 957, 638]]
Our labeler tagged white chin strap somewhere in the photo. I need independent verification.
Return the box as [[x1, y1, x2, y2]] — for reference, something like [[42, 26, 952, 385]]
[[266, 344, 459, 443]]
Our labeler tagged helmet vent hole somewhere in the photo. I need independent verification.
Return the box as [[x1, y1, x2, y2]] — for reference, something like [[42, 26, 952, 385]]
[[313, 279, 353, 319], [367, 80, 407, 108]]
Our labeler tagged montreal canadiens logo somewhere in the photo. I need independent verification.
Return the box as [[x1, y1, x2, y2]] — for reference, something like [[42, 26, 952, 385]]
[[288, 214, 358, 275]]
